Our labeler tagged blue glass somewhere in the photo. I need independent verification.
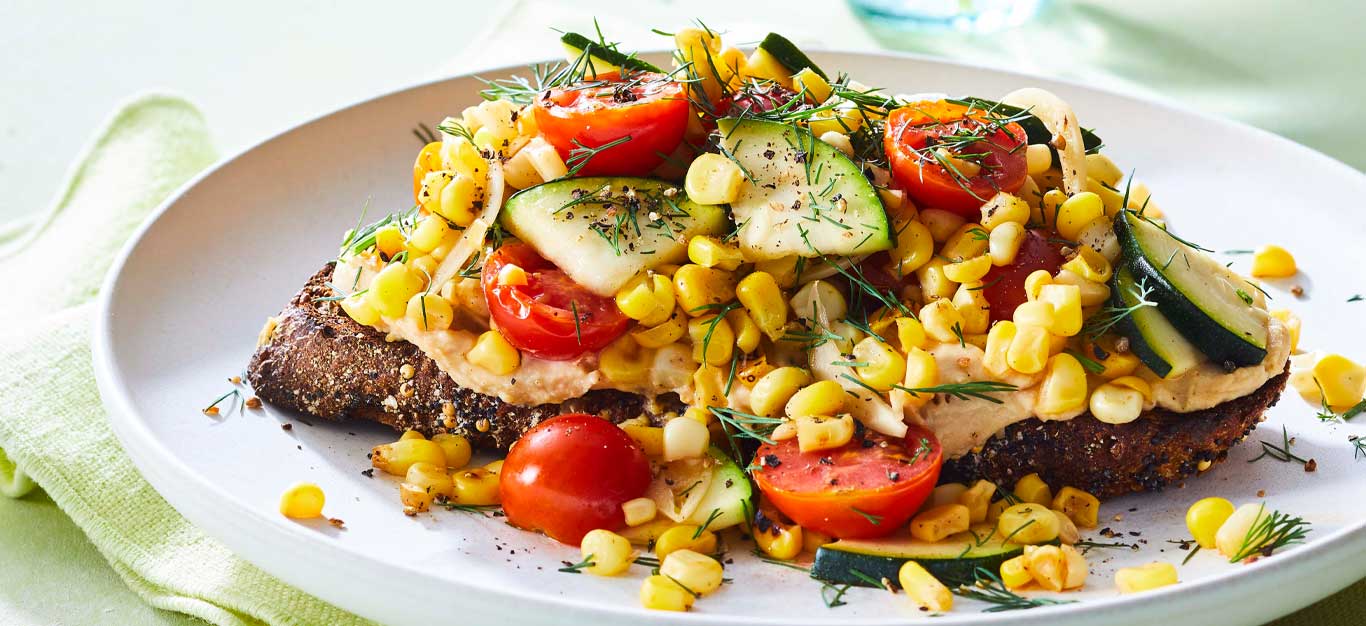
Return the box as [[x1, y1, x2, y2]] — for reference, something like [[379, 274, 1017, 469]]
[[848, 0, 1045, 33]]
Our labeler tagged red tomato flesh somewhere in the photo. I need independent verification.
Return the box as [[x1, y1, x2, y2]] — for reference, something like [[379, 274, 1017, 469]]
[[499, 414, 652, 546], [884, 100, 1028, 217], [753, 427, 943, 539], [981, 229, 1066, 322], [533, 73, 689, 177], [481, 243, 629, 360]]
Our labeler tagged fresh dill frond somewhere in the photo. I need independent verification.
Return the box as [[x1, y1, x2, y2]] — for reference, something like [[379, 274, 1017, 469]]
[[1226, 504, 1310, 563], [892, 380, 1019, 404]]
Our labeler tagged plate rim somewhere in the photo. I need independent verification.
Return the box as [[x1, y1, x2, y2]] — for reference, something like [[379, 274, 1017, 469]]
[[92, 48, 1366, 626]]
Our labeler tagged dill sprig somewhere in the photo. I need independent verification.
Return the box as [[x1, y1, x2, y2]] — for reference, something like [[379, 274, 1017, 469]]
[[1227, 504, 1310, 563], [564, 135, 632, 178], [558, 554, 596, 574], [1248, 426, 1308, 465], [1081, 276, 1156, 338], [1074, 540, 1138, 554], [952, 567, 1074, 612], [850, 506, 883, 526], [892, 380, 1019, 404], [202, 389, 243, 416], [1351, 435, 1366, 460]]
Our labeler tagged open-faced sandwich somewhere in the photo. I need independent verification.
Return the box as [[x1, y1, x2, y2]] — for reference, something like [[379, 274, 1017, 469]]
[[247, 24, 1334, 613]]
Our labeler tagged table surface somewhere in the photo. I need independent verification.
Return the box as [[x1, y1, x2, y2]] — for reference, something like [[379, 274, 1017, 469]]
[[2, 0, 1362, 624]]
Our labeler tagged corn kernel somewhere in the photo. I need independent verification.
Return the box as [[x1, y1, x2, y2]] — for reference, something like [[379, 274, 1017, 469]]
[[900, 348, 938, 407], [1270, 309, 1301, 353], [367, 263, 423, 318], [795, 414, 855, 452], [753, 522, 802, 560], [1023, 544, 1067, 591], [953, 283, 991, 335], [1013, 473, 1053, 506], [684, 153, 743, 205], [1186, 497, 1235, 550], [621, 424, 665, 458], [920, 208, 966, 242], [785, 380, 846, 418], [687, 235, 743, 271], [896, 316, 927, 350], [1054, 509, 1082, 545], [405, 461, 455, 500], [692, 363, 727, 409], [999, 503, 1060, 545], [407, 215, 450, 253], [371, 439, 447, 476], [374, 225, 405, 258], [663, 416, 710, 461], [405, 293, 454, 331], [737, 271, 788, 340], [1007, 324, 1051, 374], [911, 504, 971, 542], [916, 258, 958, 301], [1250, 245, 1296, 278], [340, 292, 381, 326], [640, 574, 694, 611], [430, 433, 472, 469], [888, 218, 935, 275], [1000, 555, 1032, 590], [747, 367, 809, 418], [727, 308, 762, 353], [623, 497, 658, 527], [920, 298, 965, 344], [960, 480, 997, 524], [616, 273, 676, 326], [852, 337, 906, 391], [941, 224, 990, 262], [451, 467, 500, 505], [632, 308, 687, 348], [1085, 177, 1124, 216], [687, 315, 735, 365], [803, 529, 834, 552], [1089, 382, 1144, 424], [661, 549, 724, 595], [399, 430, 425, 441], [899, 562, 953, 612], [600, 335, 654, 385], [1025, 144, 1053, 176], [466, 330, 520, 375], [980, 193, 1031, 230], [279, 482, 325, 518], [581, 529, 634, 576], [988, 221, 1026, 266], [655, 524, 718, 561], [1055, 192, 1104, 240], [943, 255, 992, 283], [754, 256, 801, 288], [1051, 486, 1100, 528], [438, 175, 480, 226], [399, 481, 435, 512], [1038, 284, 1083, 336], [1023, 270, 1053, 302], [1115, 562, 1178, 594], [1312, 354, 1366, 409], [1037, 353, 1088, 415], [674, 264, 737, 314]]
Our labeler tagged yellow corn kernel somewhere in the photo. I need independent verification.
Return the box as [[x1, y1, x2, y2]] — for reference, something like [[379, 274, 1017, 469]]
[[1025, 144, 1053, 176], [1312, 354, 1366, 409], [692, 363, 728, 409], [919, 298, 965, 344], [1051, 486, 1100, 529], [791, 67, 833, 103], [616, 273, 676, 326], [405, 293, 454, 331], [673, 264, 737, 314], [807, 102, 864, 136], [399, 481, 436, 512], [418, 170, 452, 211], [899, 562, 953, 612], [727, 308, 762, 353], [1023, 270, 1053, 302], [851, 337, 906, 391], [1088, 345, 1139, 380], [751, 367, 811, 417], [1089, 382, 1144, 424], [1038, 188, 1067, 227], [1251, 245, 1297, 277], [1055, 192, 1104, 241], [494, 263, 528, 287], [367, 263, 423, 318], [622, 497, 658, 527], [795, 414, 855, 452], [279, 482, 325, 518], [1084, 153, 1123, 187], [684, 153, 744, 205], [663, 415, 710, 461], [1062, 247, 1112, 284], [1038, 284, 1082, 336], [1037, 353, 1088, 415], [682, 406, 711, 426], [661, 549, 724, 596], [1013, 473, 1053, 506], [687, 315, 735, 365], [888, 218, 935, 275], [374, 225, 405, 259], [655, 524, 718, 561], [1186, 497, 1235, 550], [960, 480, 997, 524], [941, 224, 990, 263], [983, 321, 1017, 378], [1053, 509, 1081, 545], [1000, 555, 1033, 590], [340, 292, 380, 326], [953, 283, 991, 335], [896, 316, 927, 350], [1217, 503, 1281, 559], [916, 258, 958, 301], [999, 503, 1061, 545], [621, 424, 665, 458], [407, 214, 450, 254], [1085, 177, 1124, 216], [465, 330, 520, 375], [803, 529, 834, 553], [405, 461, 455, 499], [900, 347, 939, 408], [916, 209, 963, 242], [987, 499, 1009, 523], [399, 430, 425, 441], [1052, 268, 1111, 307], [943, 255, 992, 284], [687, 235, 743, 271], [754, 256, 801, 288], [580, 529, 635, 576], [430, 433, 472, 469], [754, 522, 803, 561], [911, 504, 971, 542], [785, 380, 846, 419], [988, 221, 1026, 266], [451, 467, 500, 505], [1022, 545, 1067, 591], [980, 192, 1030, 230], [1007, 324, 1051, 374], [371, 439, 447, 476], [1115, 562, 1178, 594], [640, 574, 694, 611], [438, 174, 480, 226], [600, 335, 654, 385], [632, 308, 687, 348], [736, 271, 788, 340], [1270, 309, 1302, 353]]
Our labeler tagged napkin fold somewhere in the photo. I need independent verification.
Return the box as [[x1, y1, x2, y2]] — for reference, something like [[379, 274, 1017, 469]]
[[0, 94, 369, 626]]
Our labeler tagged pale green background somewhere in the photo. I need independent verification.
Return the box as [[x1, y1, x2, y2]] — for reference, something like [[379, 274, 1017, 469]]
[[1, 0, 1361, 624]]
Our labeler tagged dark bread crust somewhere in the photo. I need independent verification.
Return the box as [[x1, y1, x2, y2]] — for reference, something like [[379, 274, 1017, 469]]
[[246, 264, 681, 450], [941, 368, 1289, 499], [249, 264, 1289, 500]]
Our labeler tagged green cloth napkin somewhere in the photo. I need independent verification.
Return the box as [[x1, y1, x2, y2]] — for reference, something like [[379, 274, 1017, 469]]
[[0, 94, 370, 626]]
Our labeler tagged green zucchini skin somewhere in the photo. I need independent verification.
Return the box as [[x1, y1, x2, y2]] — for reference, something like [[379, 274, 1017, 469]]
[[560, 32, 664, 73], [758, 32, 827, 79], [811, 528, 1025, 587], [1114, 211, 1267, 367], [1110, 265, 1203, 379]]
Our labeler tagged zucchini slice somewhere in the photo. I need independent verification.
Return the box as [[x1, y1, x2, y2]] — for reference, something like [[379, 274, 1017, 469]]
[[1114, 211, 1268, 367], [560, 32, 663, 74], [812, 525, 1023, 587], [757, 32, 826, 79], [1110, 265, 1203, 378]]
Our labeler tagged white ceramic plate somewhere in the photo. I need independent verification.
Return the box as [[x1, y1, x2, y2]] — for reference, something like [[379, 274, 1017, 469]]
[[94, 51, 1366, 626]]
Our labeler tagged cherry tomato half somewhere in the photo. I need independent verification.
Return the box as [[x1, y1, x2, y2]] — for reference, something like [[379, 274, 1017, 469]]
[[481, 243, 630, 361], [499, 414, 652, 546], [753, 426, 943, 539], [884, 100, 1028, 217], [980, 229, 1066, 322], [533, 73, 689, 177]]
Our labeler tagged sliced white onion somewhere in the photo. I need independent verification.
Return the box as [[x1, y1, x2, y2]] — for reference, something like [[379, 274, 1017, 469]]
[[1001, 88, 1087, 195], [430, 159, 506, 288], [647, 457, 713, 523], [806, 294, 908, 438]]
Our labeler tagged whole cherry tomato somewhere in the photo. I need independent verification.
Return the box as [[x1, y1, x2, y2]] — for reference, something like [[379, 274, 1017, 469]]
[[499, 414, 652, 546]]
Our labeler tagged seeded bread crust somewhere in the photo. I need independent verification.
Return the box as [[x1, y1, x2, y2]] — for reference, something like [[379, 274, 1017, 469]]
[[246, 264, 682, 450]]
